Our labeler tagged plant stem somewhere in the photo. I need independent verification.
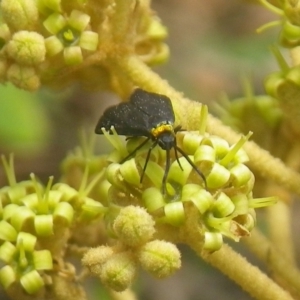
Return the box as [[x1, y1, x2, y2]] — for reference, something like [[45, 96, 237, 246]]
[[243, 228, 300, 299], [199, 244, 295, 300]]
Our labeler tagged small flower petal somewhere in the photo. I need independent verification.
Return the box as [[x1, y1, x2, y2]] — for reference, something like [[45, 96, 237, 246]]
[[203, 232, 223, 251], [163, 201, 185, 226], [0, 242, 17, 263], [45, 36, 64, 56], [68, 10, 91, 31], [206, 163, 230, 189], [20, 270, 44, 294], [33, 250, 53, 270], [63, 46, 83, 65], [43, 13, 67, 35], [34, 215, 53, 236], [79, 31, 99, 51], [142, 187, 165, 212], [0, 265, 16, 289], [16, 232, 37, 252], [0, 220, 18, 241]]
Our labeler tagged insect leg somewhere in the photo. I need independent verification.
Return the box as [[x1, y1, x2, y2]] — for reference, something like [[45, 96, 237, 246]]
[[175, 146, 207, 189], [120, 137, 151, 164], [140, 140, 158, 183], [161, 148, 171, 195]]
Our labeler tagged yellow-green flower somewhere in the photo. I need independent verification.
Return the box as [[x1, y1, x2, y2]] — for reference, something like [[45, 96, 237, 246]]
[[0, 231, 53, 294], [43, 10, 99, 65]]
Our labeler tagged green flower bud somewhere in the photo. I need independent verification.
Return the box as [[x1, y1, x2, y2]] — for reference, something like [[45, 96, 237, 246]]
[[113, 206, 155, 247], [7, 63, 40, 91], [6, 31, 46, 66], [1, 0, 39, 31], [82, 245, 114, 276], [138, 240, 181, 278], [100, 252, 137, 292]]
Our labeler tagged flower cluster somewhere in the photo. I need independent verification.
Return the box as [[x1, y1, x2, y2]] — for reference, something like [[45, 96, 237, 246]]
[[0, 107, 277, 295], [0, 154, 105, 295], [82, 206, 181, 292], [100, 128, 276, 254], [0, 0, 168, 91]]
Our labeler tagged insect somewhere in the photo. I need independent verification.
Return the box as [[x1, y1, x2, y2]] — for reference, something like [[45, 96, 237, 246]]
[[95, 88, 206, 194]]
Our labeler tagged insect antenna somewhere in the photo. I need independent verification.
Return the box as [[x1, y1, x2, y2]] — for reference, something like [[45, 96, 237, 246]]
[[120, 137, 151, 164], [175, 146, 207, 189]]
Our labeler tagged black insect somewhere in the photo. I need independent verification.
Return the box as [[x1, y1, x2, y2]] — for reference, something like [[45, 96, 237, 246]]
[[95, 88, 206, 194]]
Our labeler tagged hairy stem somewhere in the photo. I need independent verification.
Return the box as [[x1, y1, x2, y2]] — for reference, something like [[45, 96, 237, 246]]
[[199, 244, 294, 300], [243, 229, 300, 298]]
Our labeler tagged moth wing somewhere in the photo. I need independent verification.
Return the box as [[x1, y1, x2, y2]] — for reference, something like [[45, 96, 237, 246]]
[[95, 101, 150, 136], [130, 89, 175, 127]]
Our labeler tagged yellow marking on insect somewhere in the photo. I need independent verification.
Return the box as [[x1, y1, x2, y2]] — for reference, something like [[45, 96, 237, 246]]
[[151, 124, 174, 138]]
